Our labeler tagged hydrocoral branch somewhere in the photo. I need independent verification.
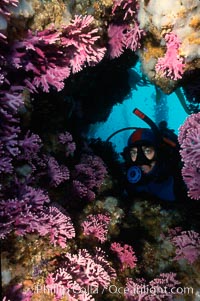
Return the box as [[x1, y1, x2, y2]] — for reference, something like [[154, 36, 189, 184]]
[[155, 32, 185, 80], [110, 242, 137, 270], [0, 184, 75, 248], [108, 23, 144, 58], [45, 155, 70, 187], [0, 185, 50, 238], [125, 272, 180, 300], [61, 15, 106, 73], [44, 206, 75, 248], [11, 15, 106, 93], [81, 213, 111, 243], [58, 131, 76, 157], [170, 230, 200, 264], [0, 40, 8, 84], [178, 112, 200, 145], [11, 28, 70, 93], [46, 248, 116, 300], [108, 24, 128, 58], [19, 130, 42, 161], [181, 163, 200, 200], [112, 0, 139, 21], [108, 0, 144, 59], [72, 154, 108, 201], [178, 112, 200, 199]]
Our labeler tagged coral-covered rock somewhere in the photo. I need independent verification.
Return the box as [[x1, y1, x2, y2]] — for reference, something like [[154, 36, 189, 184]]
[[137, 0, 200, 93]]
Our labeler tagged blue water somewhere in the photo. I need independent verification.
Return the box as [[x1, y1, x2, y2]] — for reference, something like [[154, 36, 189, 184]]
[[88, 65, 188, 155]]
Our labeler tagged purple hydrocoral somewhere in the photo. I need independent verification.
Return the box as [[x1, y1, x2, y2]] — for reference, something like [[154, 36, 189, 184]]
[[108, 24, 128, 58], [178, 112, 200, 199], [0, 37, 8, 84], [81, 213, 111, 243], [19, 131, 42, 161], [0, 86, 24, 156], [0, 86, 24, 174], [0, 65, 6, 85], [72, 154, 108, 201], [0, 185, 50, 238], [170, 230, 200, 264], [45, 155, 70, 187], [0, 143, 13, 174], [0, 185, 75, 248], [155, 32, 185, 80], [58, 131, 76, 157], [11, 28, 70, 93], [46, 247, 116, 300], [11, 15, 106, 93], [125, 272, 180, 300], [72, 179, 92, 200], [110, 242, 137, 270]]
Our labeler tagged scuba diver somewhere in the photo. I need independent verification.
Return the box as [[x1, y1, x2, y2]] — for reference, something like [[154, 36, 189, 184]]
[[120, 109, 186, 202]]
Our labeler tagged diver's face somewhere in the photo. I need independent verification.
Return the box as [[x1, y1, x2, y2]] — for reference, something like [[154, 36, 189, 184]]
[[130, 146, 156, 174]]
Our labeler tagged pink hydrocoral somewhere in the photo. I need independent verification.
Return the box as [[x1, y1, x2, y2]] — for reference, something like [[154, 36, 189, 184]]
[[110, 242, 137, 270], [112, 0, 139, 21], [81, 213, 111, 243], [11, 28, 70, 93], [61, 15, 106, 73], [0, 144, 13, 174], [0, 86, 24, 158], [125, 272, 180, 300], [108, 24, 128, 58], [46, 248, 116, 300], [108, 0, 144, 59], [108, 23, 143, 59], [155, 32, 185, 80], [178, 112, 200, 199], [11, 15, 106, 93], [44, 206, 75, 248], [170, 230, 200, 264]]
